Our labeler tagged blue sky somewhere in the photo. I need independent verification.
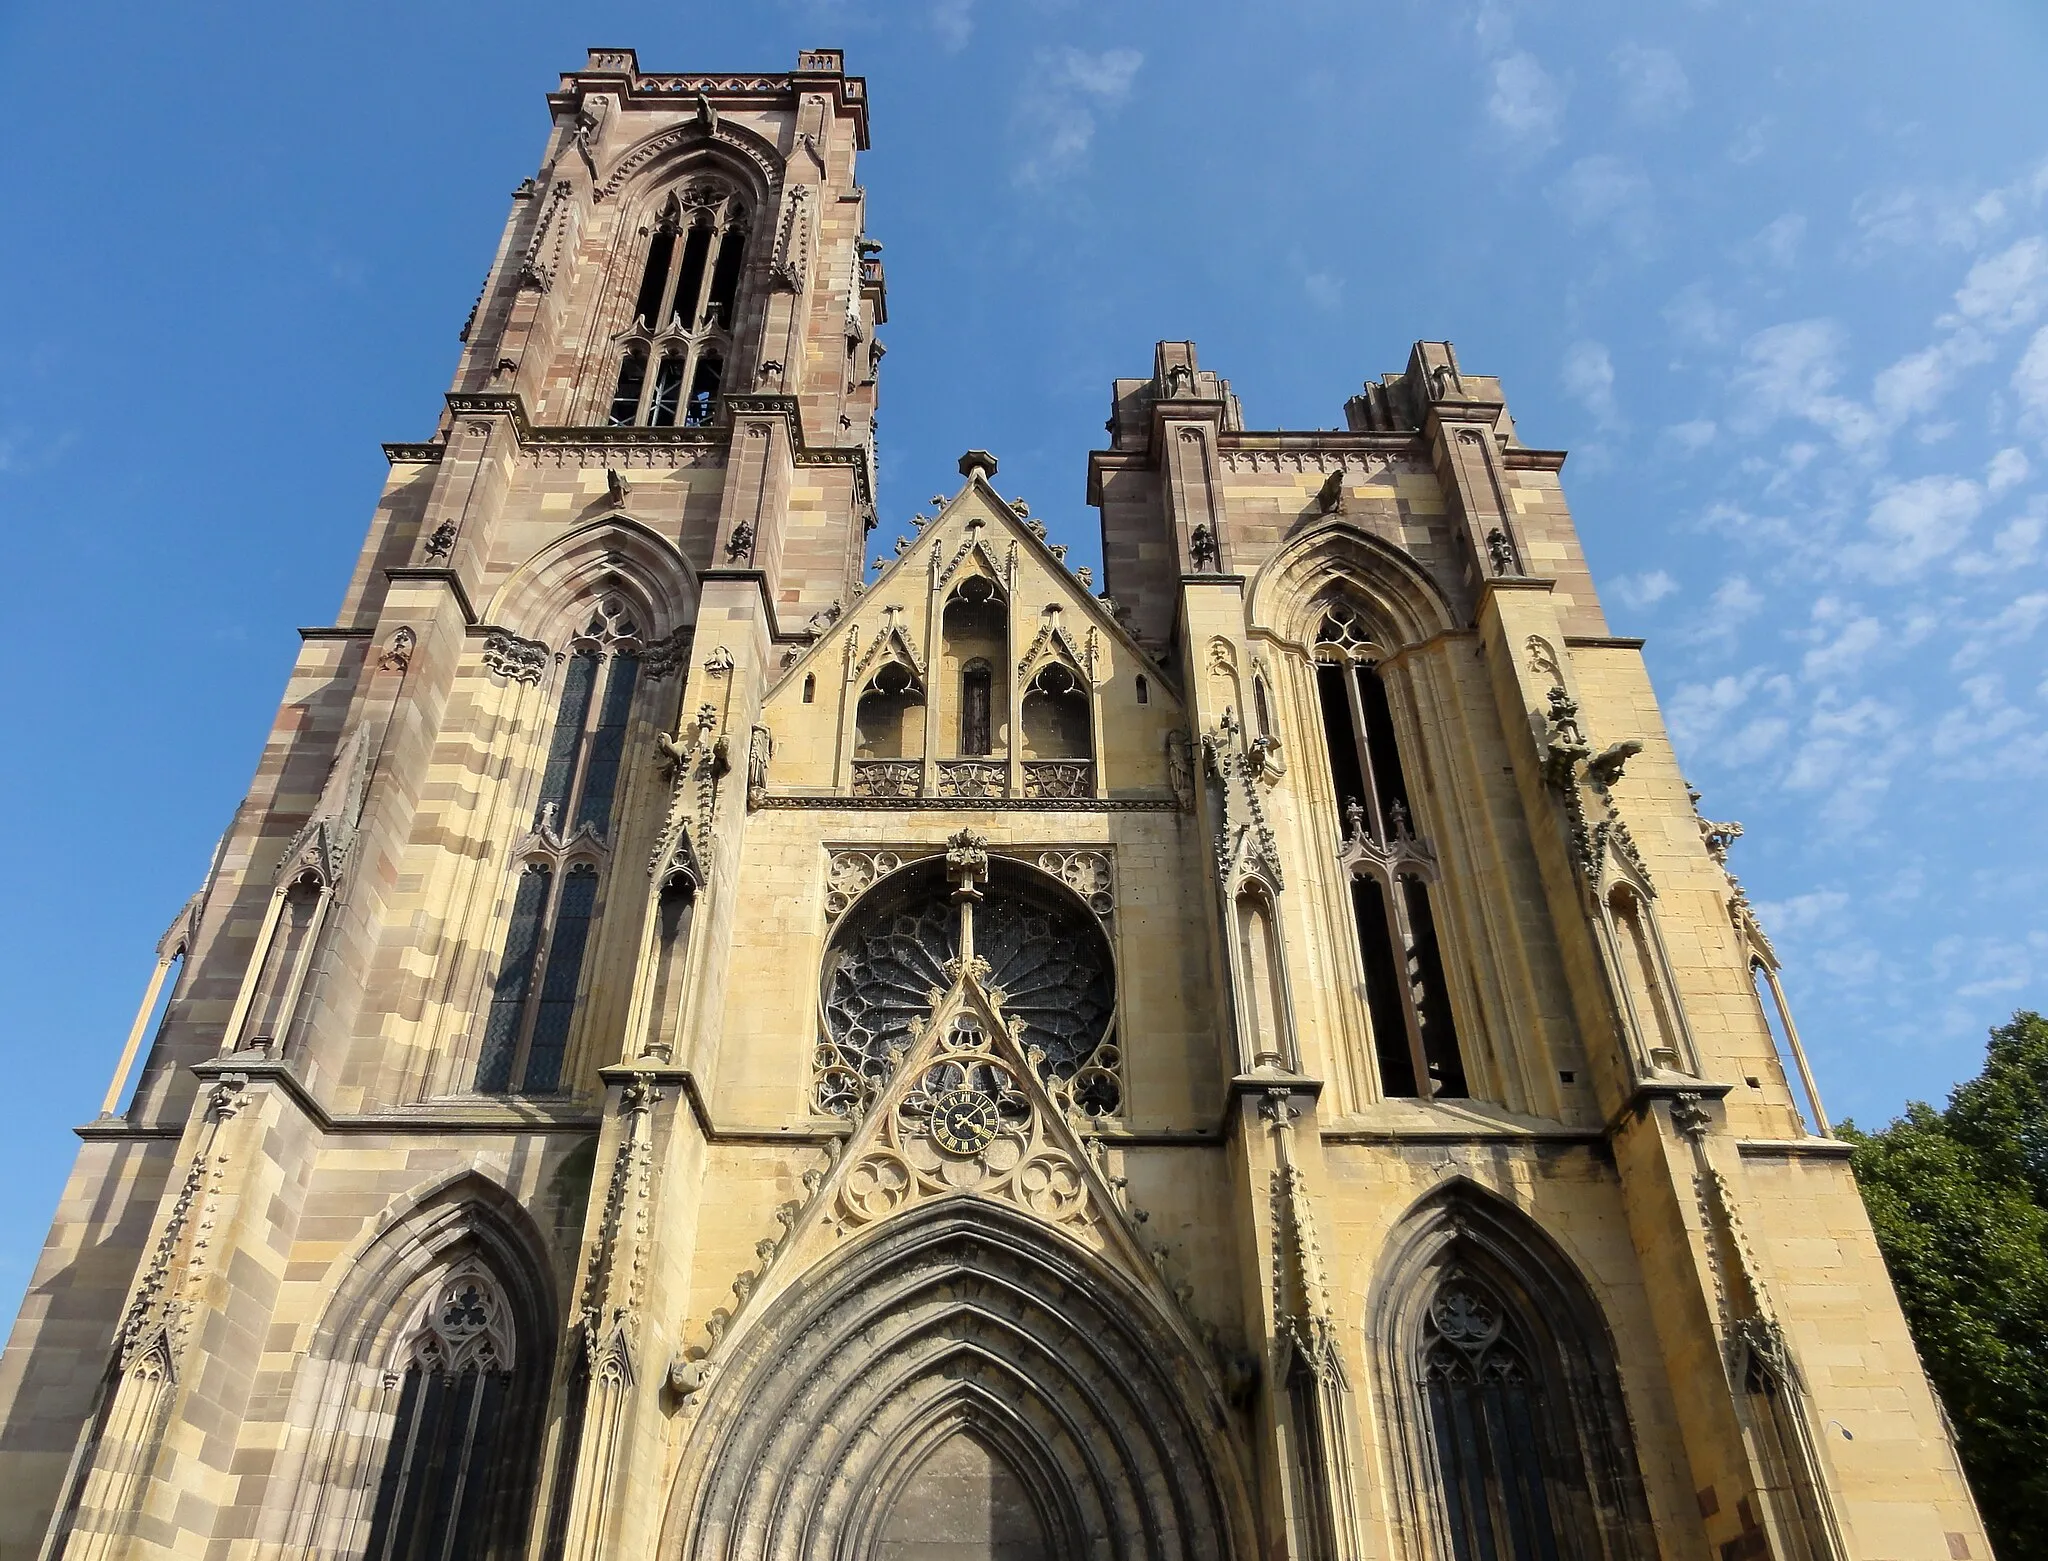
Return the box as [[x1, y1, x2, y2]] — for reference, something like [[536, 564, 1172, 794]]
[[2, 1, 2044, 1302]]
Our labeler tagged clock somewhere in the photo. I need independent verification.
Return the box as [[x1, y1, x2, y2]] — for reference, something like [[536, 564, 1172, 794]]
[[930, 1088, 999, 1156]]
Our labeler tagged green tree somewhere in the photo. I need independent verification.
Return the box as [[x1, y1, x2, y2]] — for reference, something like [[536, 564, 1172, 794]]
[[1845, 1011, 2048, 1560]]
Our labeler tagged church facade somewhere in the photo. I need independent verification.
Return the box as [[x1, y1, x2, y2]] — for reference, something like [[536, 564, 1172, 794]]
[[0, 47, 1992, 1561]]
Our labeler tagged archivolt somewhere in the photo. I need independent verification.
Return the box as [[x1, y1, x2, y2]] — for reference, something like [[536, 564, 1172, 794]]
[[1246, 519, 1457, 653], [485, 514, 696, 646], [665, 1199, 1254, 1561], [272, 1171, 559, 1555], [1367, 1179, 1656, 1561], [599, 121, 780, 209]]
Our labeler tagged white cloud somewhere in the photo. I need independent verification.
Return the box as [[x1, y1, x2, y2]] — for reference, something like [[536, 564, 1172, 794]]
[[1950, 237, 2048, 332], [1743, 213, 1806, 269], [1664, 282, 1737, 348], [2013, 325, 2048, 429], [1551, 155, 1655, 252], [1611, 569, 1679, 609], [1486, 53, 1565, 153], [1731, 319, 1882, 449], [1611, 43, 1690, 123], [1951, 590, 2048, 669], [1845, 474, 1983, 580], [1561, 340, 1620, 428], [1872, 332, 1995, 426], [1303, 272, 1342, 311], [1662, 418, 1717, 455], [1987, 446, 2031, 495], [1801, 599, 1886, 682], [930, 0, 973, 52], [1013, 47, 1143, 187], [1753, 889, 1850, 935], [1713, 574, 1765, 619]]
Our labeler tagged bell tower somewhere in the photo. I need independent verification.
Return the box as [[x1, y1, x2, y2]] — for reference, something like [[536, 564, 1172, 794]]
[[0, 46, 1995, 1561]]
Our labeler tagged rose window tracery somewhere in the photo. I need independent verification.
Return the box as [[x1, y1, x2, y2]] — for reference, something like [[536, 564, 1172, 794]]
[[817, 862, 1119, 1119]]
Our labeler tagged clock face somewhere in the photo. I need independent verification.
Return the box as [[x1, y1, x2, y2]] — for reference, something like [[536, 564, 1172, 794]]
[[930, 1088, 999, 1156]]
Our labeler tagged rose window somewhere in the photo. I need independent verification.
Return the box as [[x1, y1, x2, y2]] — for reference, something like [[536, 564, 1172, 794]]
[[817, 860, 1119, 1118]]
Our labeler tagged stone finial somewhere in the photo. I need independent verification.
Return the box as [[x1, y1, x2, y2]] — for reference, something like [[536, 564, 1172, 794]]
[[958, 450, 998, 481]]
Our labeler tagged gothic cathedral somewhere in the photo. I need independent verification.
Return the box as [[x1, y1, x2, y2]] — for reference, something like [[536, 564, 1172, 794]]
[[0, 48, 1991, 1561]]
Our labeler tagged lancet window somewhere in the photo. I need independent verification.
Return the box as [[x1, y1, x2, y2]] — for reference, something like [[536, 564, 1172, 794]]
[[363, 1269, 519, 1561], [1418, 1272, 1569, 1561], [1313, 602, 1467, 1100], [475, 598, 645, 1095], [608, 184, 747, 428]]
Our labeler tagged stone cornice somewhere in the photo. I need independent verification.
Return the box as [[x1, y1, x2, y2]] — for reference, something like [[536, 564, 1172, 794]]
[[389, 391, 873, 507], [552, 50, 870, 149]]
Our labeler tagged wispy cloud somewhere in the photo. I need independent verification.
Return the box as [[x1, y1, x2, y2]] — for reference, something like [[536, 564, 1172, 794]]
[[1611, 569, 1679, 610], [1611, 43, 1690, 124], [1561, 340, 1621, 428], [1013, 47, 1143, 188], [1486, 53, 1565, 154], [930, 0, 974, 52], [1551, 155, 1655, 254]]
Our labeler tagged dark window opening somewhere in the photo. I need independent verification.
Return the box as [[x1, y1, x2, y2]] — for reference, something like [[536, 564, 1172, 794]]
[[608, 348, 647, 426], [1316, 661, 1367, 822], [648, 352, 685, 427], [1320, 615, 1467, 1100], [1135, 674, 1149, 705], [683, 353, 722, 427], [802, 673, 816, 704], [706, 228, 746, 322], [673, 223, 713, 326], [1352, 878, 1418, 1097], [1403, 877, 1467, 1098], [632, 228, 675, 326]]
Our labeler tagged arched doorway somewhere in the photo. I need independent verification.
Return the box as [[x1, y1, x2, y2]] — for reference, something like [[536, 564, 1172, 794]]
[[665, 1200, 1252, 1560]]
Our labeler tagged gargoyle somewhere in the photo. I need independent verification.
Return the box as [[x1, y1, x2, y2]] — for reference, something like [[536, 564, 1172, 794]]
[[1585, 740, 1643, 791]]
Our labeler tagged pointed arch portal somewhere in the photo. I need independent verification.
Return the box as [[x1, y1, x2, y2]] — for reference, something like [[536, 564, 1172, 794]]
[[667, 1200, 1252, 1561]]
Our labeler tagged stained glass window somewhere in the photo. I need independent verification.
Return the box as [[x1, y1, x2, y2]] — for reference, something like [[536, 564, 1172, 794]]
[[818, 863, 1118, 1117]]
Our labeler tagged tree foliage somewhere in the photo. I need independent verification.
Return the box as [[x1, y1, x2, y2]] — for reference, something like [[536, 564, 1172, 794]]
[[1844, 1011, 2048, 1560]]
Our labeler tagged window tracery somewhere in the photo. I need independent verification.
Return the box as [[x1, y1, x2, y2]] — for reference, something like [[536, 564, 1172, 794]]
[[475, 597, 651, 1096], [363, 1268, 519, 1561], [608, 184, 747, 428], [816, 863, 1118, 1120], [1417, 1272, 1566, 1561], [1313, 604, 1467, 1100]]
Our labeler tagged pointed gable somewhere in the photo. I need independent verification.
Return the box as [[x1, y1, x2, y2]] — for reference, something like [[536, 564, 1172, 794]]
[[756, 458, 1187, 800]]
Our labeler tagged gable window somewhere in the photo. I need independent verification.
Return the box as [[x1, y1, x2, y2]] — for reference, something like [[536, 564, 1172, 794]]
[[1314, 603, 1468, 1100], [607, 186, 748, 428], [475, 598, 644, 1095]]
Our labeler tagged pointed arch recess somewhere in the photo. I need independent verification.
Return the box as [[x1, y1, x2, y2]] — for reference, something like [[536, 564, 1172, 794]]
[[275, 1171, 560, 1559], [1367, 1180, 1656, 1561], [1246, 520, 1458, 653], [598, 122, 781, 211], [483, 515, 698, 648], [665, 1198, 1254, 1561]]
